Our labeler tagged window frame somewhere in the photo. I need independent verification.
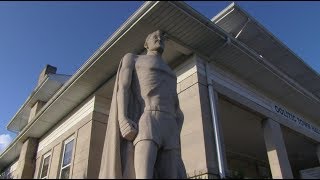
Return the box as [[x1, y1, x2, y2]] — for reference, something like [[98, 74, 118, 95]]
[[39, 151, 52, 179], [59, 136, 75, 179]]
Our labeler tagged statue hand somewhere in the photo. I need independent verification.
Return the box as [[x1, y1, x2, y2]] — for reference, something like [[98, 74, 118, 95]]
[[119, 118, 138, 141]]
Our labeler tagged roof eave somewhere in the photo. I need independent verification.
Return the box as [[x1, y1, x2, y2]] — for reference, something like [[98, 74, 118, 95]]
[[213, 2, 320, 101], [6, 74, 71, 132], [211, 2, 235, 23], [0, 1, 159, 171]]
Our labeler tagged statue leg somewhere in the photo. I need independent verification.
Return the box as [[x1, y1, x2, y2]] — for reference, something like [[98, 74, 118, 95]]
[[134, 140, 158, 179], [155, 148, 179, 179]]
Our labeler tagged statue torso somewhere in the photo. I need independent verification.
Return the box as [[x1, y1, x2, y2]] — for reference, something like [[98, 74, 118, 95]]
[[132, 55, 177, 110]]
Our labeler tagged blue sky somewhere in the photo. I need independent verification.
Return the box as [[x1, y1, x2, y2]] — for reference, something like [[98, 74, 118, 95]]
[[0, 1, 319, 152]]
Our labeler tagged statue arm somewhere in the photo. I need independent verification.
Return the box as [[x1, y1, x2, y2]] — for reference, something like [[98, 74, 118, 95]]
[[175, 94, 184, 133], [117, 53, 138, 141]]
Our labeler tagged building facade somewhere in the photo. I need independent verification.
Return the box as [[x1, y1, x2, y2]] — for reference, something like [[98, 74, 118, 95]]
[[1, 1, 320, 179]]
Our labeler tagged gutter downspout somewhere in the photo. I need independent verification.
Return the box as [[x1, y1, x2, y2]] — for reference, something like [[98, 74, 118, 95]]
[[205, 61, 226, 179]]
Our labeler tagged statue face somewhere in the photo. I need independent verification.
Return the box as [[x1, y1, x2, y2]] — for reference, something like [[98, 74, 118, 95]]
[[145, 30, 165, 53]]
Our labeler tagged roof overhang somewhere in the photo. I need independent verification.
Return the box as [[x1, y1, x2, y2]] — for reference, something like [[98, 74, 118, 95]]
[[1, 1, 320, 171], [6, 74, 71, 132], [212, 2, 320, 100]]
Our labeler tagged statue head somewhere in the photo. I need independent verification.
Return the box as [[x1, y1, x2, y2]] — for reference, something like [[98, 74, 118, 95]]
[[144, 30, 166, 55]]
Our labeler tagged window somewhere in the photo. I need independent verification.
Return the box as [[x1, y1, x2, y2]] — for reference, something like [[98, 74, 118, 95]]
[[59, 136, 75, 179], [39, 152, 51, 179]]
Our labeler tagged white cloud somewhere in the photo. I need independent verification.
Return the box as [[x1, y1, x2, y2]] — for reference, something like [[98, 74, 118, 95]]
[[0, 134, 13, 153]]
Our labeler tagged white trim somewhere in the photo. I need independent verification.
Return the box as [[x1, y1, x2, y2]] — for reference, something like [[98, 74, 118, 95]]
[[211, 2, 235, 23], [37, 96, 94, 153], [39, 151, 52, 179]]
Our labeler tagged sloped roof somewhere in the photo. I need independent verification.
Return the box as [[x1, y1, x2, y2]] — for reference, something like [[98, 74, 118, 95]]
[[6, 73, 71, 132], [212, 2, 320, 100]]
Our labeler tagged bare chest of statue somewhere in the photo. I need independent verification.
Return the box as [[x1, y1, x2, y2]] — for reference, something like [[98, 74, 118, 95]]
[[132, 55, 177, 108]]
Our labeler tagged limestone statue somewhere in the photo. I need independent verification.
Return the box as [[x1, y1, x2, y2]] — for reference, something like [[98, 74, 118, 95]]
[[99, 30, 187, 179]]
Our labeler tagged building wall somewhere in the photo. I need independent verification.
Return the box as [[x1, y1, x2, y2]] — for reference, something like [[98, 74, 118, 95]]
[[0, 160, 18, 179], [5, 53, 318, 179], [174, 55, 220, 178], [15, 54, 213, 179], [33, 94, 110, 179]]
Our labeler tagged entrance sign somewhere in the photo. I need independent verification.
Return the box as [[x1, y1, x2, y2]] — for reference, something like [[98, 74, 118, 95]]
[[274, 105, 320, 135]]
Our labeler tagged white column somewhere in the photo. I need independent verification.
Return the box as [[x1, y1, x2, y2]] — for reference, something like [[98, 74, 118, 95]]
[[262, 118, 293, 179]]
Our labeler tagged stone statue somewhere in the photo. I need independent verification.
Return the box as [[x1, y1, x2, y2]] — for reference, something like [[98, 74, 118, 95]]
[[99, 30, 187, 179]]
